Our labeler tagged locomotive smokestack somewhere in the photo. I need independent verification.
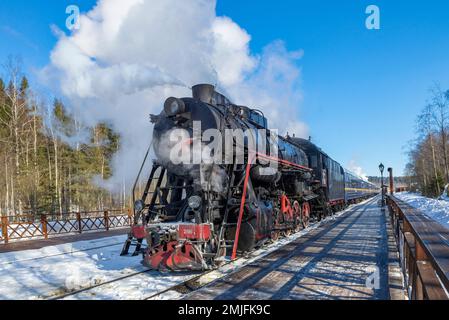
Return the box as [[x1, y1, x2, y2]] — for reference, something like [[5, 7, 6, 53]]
[[192, 84, 215, 104]]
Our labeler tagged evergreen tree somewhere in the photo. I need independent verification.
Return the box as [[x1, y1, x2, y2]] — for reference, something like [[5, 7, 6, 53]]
[[0, 59, 124, 216]]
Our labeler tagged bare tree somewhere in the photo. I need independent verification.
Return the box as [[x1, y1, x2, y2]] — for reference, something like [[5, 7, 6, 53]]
[[0, 57, 31, 214], [429, 85, 449, 182], [417, 104, 441, 194]]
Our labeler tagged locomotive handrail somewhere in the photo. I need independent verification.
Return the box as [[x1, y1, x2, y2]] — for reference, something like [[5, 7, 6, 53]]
[[231, 153, 256, 260], [132, 140, 154, 219], [386, 194, 449, 300], [254, 151, 313, 172]]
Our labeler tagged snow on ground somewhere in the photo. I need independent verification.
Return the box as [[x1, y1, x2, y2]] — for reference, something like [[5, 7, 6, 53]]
[[0, 235, 141, 300], [395, 192, 449, 229], [439, 184, 449, 201], [0, 199, 371, 300], [0, 236, 124, 266]]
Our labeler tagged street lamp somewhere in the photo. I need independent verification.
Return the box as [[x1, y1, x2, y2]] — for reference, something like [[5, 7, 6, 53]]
[[388, 167, 393, 195], [379, 163, 385, 207]]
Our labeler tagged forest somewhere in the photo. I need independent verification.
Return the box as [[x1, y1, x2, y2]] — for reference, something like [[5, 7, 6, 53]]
[[0, 58, 124, 216], [406, 85, 449, 198]]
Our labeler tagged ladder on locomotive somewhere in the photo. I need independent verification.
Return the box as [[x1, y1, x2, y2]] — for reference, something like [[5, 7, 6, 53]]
[[121, 164, 166, 256], [215, 162, 248, 261]]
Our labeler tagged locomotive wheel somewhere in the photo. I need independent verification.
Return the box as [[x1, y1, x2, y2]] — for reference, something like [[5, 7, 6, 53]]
[[302, 202, 311, 228], [293, 201, 302, 232], [282, 229, 292, 237]]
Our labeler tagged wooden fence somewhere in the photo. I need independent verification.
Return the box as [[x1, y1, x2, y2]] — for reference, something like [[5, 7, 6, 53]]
[[387, 195, 449, 300], [0, 209, 133, 244]]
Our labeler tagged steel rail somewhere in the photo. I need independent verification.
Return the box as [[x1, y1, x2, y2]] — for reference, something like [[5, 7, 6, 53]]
[[48, 268, 153, 300]]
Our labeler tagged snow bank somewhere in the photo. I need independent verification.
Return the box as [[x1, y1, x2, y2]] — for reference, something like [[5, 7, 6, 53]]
[[395, 192, 449, 229], [0, 235, 142, 300]]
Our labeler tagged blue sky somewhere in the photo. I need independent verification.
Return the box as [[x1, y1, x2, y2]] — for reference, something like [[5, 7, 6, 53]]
[[1, 0, 449, 176]]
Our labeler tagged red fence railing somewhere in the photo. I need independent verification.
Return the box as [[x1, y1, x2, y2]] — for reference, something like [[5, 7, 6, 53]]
[[0, 209, 133, 244]]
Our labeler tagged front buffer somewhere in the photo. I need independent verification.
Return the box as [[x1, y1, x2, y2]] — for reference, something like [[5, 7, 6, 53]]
[[138, 223, 214, 272]]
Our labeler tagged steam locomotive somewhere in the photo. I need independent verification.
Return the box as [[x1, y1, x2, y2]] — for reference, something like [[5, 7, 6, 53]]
[[121, 84, 378, 271]]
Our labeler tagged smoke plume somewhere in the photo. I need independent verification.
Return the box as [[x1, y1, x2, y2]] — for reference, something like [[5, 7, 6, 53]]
[[40, 0, 307, 192], [347, 160, 369, 181]]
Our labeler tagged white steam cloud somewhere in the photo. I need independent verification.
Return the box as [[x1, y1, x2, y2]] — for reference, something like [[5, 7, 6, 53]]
[[347, 160, 369, 181], [40, 0, 308, 192]]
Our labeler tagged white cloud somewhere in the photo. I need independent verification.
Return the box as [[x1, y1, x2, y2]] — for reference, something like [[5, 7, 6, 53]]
[[211, 16, 256, 86], [40, 0, 308, 192]]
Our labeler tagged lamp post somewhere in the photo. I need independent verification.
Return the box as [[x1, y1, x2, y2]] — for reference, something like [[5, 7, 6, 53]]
[[379, 163, 385, 207]]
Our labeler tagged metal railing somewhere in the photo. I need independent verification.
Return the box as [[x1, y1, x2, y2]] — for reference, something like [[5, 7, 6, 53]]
[[0, 209, 133, 244], [387, 195, 449, 300]]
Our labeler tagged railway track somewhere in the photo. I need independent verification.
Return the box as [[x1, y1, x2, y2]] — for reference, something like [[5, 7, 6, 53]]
[[53, 248, 277, 300], [50, 257, 234, 300], [49, 268, 152, 300], [148, 198, 379, 300], [46, 200, 370, 300]]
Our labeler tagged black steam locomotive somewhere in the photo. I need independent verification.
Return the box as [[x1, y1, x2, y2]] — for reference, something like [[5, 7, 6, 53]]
[[121, 84, 378, 271]]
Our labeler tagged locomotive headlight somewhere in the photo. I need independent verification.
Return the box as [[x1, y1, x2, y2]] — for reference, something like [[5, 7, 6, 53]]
[[187, 196, 202, 210], [134, 200, 145, 213], [164, 97, 186, 116]]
